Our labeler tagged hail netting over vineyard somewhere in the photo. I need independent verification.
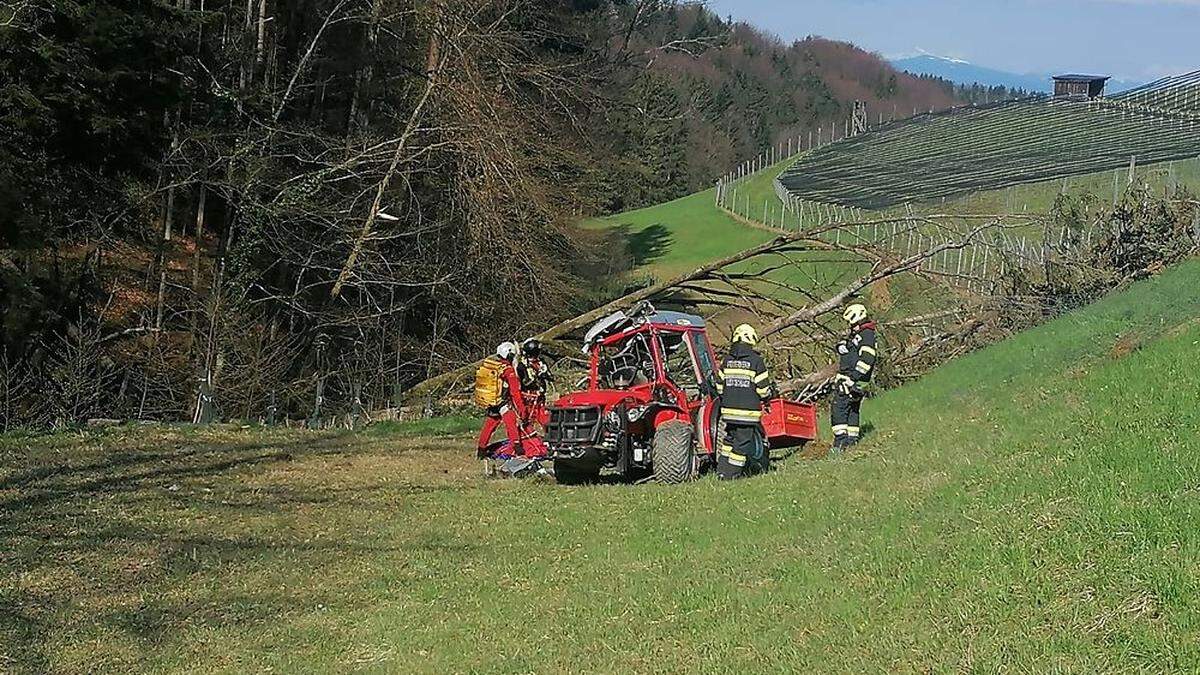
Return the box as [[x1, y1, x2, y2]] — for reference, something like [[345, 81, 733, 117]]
[[775, 70, 1200, 211]]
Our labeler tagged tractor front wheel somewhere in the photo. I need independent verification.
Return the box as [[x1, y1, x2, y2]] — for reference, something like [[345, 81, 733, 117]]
[[653, 420, 696, 485]]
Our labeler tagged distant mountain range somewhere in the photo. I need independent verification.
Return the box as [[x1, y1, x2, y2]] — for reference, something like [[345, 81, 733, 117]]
[[890, 54, 1142, 95]]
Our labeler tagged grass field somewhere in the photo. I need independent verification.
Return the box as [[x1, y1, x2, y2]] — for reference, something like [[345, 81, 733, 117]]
[[6, 260, 1200, 672]]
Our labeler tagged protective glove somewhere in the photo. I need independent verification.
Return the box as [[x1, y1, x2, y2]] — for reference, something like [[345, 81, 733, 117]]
[[835, 374, 855, 396], [835, 341, 850, 355]]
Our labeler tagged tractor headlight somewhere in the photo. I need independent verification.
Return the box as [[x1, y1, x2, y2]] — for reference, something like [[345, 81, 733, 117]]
[[627, 406, 648, 422]]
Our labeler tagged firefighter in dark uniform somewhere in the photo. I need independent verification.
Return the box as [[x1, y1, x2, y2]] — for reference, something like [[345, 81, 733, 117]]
[[518, 337, 553, 427], [831, 303, 878, 452], [716, 324, 777, 480]]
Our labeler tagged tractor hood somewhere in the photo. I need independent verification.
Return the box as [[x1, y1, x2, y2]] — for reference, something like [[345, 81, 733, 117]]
[[552, 388, 653, 410]]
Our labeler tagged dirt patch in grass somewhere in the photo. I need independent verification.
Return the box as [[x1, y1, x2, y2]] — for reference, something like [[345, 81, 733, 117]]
[[1166, 318, 1200, 340], [1109, 333, 1143, 360]]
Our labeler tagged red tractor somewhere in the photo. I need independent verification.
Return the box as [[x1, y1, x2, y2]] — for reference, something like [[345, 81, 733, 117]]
[[545, 303, 817, 484]]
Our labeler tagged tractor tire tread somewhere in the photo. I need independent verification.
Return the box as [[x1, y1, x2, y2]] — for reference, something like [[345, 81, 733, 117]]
[[653, 420, 695, 485]]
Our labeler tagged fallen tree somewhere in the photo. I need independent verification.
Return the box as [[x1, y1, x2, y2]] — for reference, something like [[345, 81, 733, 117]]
[[402, 213, 1037, 403]]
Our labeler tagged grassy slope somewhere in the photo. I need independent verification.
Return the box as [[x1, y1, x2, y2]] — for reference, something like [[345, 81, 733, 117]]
[[585, 188, 777, 282], [6, 261, 1200, 671]]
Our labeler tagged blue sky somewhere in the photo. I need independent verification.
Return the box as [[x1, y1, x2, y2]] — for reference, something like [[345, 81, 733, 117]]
[[705, 0, 1200, 82]]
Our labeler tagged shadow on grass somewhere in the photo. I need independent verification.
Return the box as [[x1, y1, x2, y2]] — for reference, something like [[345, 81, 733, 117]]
[[0, 427, 481, 670], [594, 222, 674, 269], [625, 223, 674, 266]]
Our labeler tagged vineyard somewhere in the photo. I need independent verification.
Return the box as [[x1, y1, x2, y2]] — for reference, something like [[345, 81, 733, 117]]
[[775, 70, 1200, 211]]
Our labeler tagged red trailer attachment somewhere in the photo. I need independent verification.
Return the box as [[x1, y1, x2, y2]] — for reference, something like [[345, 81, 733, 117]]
[[761, 399, 818, 448]]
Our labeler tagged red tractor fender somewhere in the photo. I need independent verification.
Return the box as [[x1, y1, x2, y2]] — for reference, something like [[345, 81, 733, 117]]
[[650, 407, 690, 430]]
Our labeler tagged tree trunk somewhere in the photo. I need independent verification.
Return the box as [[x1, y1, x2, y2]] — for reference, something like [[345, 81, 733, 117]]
[[154, 186, 176, 330], [348, 0, 385, 133]]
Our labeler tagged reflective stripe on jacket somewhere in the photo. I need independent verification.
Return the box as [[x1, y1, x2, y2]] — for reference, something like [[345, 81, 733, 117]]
[[837, 322, 878, 385]]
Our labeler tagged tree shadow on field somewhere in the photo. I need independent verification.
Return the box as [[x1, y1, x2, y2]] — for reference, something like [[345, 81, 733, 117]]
[[625, 223, 673, 266], [0, 426, 489, 670], [584, 222, 673, 272]]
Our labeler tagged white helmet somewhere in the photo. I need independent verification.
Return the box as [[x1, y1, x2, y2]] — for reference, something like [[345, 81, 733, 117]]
[[496, 342, 518, 360], [732, 323, 759, 346], [843, 304, 868, 325]]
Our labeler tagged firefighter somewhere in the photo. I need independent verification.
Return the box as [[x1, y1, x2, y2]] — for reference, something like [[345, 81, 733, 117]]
[[476, 342, 530, 459], [716, 323, 777, 480], [518, 337, 553, 427], [831, 303, 878, 452]]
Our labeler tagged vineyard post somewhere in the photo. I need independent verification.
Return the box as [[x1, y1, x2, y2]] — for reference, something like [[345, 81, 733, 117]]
[[979, 246, 989, 292]]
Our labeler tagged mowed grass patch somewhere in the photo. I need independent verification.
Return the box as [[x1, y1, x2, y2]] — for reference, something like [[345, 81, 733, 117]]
[[5, 261, 1200, 671]]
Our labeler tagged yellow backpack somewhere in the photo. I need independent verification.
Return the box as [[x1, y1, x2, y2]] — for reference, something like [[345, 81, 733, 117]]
[[474, 357, 507, 408]]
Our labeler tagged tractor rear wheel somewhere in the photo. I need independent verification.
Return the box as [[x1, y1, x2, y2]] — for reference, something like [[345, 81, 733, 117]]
[[653, 420, 696, 485]]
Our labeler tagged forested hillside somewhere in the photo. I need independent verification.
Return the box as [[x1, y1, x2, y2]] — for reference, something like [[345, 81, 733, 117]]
[[0, 0, 961, 427], [600, 12, 961, 210]]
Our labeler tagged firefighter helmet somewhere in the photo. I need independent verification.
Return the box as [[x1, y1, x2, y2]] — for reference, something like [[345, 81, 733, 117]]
[[496, 342, 518, 360], [843, 304, 868, 325], [521, 338, 542, 358], [732, 323, 759, 346]]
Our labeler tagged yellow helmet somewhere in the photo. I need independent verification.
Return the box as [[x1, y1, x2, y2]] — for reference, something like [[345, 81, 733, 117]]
[[843, 304, 868, 325], [732, 323, 759, 345]]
